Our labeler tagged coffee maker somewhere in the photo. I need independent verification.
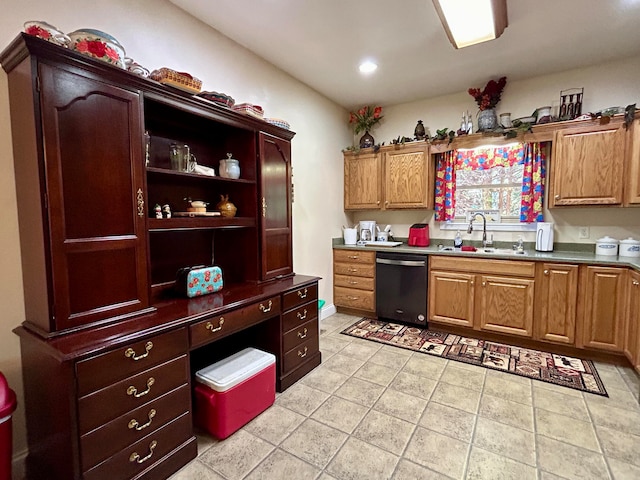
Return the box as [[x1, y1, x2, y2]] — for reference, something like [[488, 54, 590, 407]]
[[359, 220, 376, 243]]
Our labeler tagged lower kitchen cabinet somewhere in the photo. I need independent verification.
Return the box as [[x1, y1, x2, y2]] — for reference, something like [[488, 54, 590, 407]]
[[429, 271, 475, 328], [535, 263, 579, 345], [479, 275, 535, 337], [577, 266, 628, 352], [333, 249, 376, 313], [624, 270, 640, 369]]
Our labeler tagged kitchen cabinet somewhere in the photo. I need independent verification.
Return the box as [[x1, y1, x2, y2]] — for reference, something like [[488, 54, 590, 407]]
[[549, 117, 626, 206], [624, 270, 640, 369], [333, 249, 375, 313], [534, 263, 578, 345], [576, 265, 627, 352], [429, 256, 535, 338], [343, 143, 433, 210], [626, 118, 640, 205]]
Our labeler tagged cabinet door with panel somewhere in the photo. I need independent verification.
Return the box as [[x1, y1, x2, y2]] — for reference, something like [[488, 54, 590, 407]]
[[626, 118, 640, 205], [383, 145, 434, 209], [550, 119, 626, 206], [344, 152, 382, 209], [624, 270, 640, 369], [428, 270, 475, 328], [577, 266, 627, 352], [478, 275, 535, 338], [535, 263, 578, 345]]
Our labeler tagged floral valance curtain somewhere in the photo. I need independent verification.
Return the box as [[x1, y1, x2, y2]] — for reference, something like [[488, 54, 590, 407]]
[[434, 143, 547, 222]]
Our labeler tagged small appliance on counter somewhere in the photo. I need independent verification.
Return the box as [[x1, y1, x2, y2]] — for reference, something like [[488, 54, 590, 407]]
[[359, 220, 376, 243], [408, 223, 430, 247], [535, 222, 554, 252]]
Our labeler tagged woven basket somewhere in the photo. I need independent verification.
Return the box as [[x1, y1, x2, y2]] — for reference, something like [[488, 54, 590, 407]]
[[150, 68, 202, 93]]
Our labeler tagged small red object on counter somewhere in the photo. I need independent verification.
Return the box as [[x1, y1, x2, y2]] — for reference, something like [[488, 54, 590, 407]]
[[461, 245, 477, 252]]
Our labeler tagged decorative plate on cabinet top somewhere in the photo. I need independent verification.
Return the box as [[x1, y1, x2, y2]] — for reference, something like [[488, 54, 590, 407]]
[[196, 91, 235, 107], [67, 28, 126, 69], [150, 68, 203, 93], [24, 21, 70, 47]]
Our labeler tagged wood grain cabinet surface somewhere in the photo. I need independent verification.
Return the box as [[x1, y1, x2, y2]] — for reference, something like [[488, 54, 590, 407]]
[[624, 270, 640, 367], [534, 263, 579, 345], [333, 250, 376, 313], [625, 118, 640, 205]]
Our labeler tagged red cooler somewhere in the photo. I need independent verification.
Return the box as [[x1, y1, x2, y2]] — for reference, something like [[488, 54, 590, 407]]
[[194, 348, 275, 439], [0, 372, 17, 480]]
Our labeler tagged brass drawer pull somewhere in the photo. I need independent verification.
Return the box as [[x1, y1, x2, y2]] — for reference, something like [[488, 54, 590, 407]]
[[297, 309, 308, 321], [297, 288, 308, 299], [544, 270, 549, 275], [125, 341, 153, 361], [347, 295, 359, 300], [128, 409, 156, 431], [298, 347, 308, 358], [348, 280, 359, 285], [127, 377, 155, 398], [348, 267, 358, 273], [206, 318, 224, 333], [260, 300, 273, 313], [348, 255, 359, 259], [129, 440, 157, 464], [298, 328, 308, 339], [633, 280, 639, 286]]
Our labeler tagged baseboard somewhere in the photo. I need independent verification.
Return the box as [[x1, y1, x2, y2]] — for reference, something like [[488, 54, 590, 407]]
[[12, 448, 27, 480], [320, 303, 336, 321]]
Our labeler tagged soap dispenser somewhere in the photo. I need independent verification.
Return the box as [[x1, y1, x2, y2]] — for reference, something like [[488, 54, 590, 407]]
[[454, 230, 463, 248]]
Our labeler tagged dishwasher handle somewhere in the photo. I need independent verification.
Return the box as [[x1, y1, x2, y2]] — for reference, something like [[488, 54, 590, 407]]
[[376, 258, 426, 267]]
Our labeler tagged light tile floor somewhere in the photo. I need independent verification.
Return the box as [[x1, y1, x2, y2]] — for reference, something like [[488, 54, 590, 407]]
[[171, 313, 640, 480]]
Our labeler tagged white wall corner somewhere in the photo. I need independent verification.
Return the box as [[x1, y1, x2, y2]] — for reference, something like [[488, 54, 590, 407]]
[[320, 303, 337, 321]]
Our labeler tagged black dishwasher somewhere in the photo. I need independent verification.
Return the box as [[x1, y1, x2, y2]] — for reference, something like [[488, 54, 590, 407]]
[[375, 251, 428, 326]]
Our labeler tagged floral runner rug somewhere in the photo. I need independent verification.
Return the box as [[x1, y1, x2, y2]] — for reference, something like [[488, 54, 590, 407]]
[[341, 318, 608, 396]]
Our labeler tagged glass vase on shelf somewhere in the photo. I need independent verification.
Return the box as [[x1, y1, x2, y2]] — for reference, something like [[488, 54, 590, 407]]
[[477, 108, 497, 132], [359, 131, 375, 149]]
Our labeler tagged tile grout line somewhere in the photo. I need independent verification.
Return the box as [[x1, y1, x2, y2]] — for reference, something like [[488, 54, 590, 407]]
[[583, 391, 615, 480], [461, 367, 485, 480]]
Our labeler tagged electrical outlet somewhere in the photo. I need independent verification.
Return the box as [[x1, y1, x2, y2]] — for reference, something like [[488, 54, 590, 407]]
[[578, 226, 590, 239]]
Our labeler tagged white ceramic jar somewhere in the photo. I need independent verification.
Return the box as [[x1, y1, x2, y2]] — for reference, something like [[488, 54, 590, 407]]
[[219, 153, 241, 179], [619, 237, 640, 258], [595, 236, 619, 256]]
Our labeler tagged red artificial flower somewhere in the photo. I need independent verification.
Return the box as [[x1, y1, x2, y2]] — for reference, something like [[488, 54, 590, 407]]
[[348, 105, 384, 135], [373, 106, 382, 118], [26, 26, 50, 39], [468, 77, 507, 110]]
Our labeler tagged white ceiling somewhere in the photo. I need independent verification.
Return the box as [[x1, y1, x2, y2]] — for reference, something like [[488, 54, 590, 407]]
[[170, 0, 640, 110]]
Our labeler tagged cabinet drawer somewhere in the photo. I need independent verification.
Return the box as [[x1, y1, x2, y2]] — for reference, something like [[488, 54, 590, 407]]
[[77, 328, 189, 397], [334, 286, 375, 311], [283, 318, 318, 353], [282, 300, 318, 333], [283, 336, 319, 373], [429, 256, 535, 277], [78, 355, 189, 435], [83, 412, 193, 480], [334, 274, 374, 291], [80, 384, 190, 471], [334, 249, 375, 264], [282, 283, 318, 311], [190, 295, 280, 349], [334, 262, 375, 278]]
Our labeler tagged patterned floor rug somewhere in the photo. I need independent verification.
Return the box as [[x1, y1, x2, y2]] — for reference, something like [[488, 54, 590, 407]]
[[342, 318, 608, 396]]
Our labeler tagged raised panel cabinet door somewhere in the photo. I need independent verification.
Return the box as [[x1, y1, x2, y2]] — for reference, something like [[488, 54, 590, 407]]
[[626, 270, 640, 367], [428, 271, 475, 328], [258, 132, 293, 280], [625, 118, 640, 205], [479, 275, 534, 337], [383, 145, 433, 209], [39, 63, 150, 332], [550, 120, 626, 206], [577, 266, 627, 352], [536, 263, 578, 345], [344, 153, 382, 209]]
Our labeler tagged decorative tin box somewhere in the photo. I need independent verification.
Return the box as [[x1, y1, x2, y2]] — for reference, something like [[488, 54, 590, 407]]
[[150, 68, 202, 93], [176, 265, 223, 297]]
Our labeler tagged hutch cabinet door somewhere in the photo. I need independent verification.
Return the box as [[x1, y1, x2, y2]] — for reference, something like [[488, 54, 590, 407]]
[[258, 132, 293, 280], [535, 263, 578, 345], [343, 152, 382, 209], [383, 145, 433, 209], [550, 120, 626, 206], [39, 63, 150, 331]]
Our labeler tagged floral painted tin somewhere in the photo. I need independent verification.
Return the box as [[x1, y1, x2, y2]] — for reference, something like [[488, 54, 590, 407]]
[[176, 266, 223, 298]]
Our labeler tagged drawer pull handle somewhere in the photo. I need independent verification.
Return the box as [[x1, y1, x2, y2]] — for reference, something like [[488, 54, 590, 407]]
[[348, 267, 358, 273], [298, 347, 308, 358], [128, 409, 156, 431], [127, 377, 155, 398], [297, 288, 308, 299], [125, 341, 153, 361], [298, 328, 308, 339], [348, 255, 359, 259], [297, 309, 308, 321], [348, 280, 359, 285], [260, 300, 273, 313], [544, 270, 550, 275], [206, 318, 225, 333], [129, 440, 157, 464], [347, 295, 359, 300]]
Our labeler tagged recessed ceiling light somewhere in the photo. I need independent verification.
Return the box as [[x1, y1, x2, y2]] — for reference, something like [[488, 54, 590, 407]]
[[359, 61, 378, 74]]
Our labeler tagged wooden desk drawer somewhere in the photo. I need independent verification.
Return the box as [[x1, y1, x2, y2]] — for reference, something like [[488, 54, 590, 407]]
[[334, 286, 375, 311], [283, 336, 319, 373], [282, 283, 318, 311], [334, 262, 375, 278], [77, 328, 189, 397], [80, 385, 190, 471], [83, 412, 193, 480], [334, 249, 375, 264], [282, 300, 318, 333], [334, 274, 374, 291], [78, 355, 189, 435], [283, 318, 318, 353], [190, 295, 280, 349]]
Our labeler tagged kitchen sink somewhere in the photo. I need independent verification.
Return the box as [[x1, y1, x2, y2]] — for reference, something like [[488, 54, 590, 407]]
[[438, 246, 527, 256]]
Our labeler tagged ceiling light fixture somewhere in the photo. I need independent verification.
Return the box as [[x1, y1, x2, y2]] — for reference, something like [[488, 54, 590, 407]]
[[359, 61, 378, 74], [432, 0, 508, 49]]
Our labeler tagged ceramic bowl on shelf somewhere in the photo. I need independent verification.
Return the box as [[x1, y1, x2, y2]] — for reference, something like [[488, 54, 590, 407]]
[[124, 57, 150, 78], [24, 21, 70, 47], [67, 28, 126, 69], [197, 91, 235, 107]]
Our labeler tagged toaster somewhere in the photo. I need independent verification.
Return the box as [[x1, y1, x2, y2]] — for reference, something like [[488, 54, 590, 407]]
[[408, 224, 430, 247]]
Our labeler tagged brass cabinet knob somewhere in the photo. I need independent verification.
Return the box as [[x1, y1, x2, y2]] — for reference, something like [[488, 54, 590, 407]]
[[544, 270, 549, 275], [554, 194, 560, 200]]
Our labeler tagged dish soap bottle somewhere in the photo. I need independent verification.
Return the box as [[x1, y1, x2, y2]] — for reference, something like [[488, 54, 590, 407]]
[[454, 230, 463, 248]]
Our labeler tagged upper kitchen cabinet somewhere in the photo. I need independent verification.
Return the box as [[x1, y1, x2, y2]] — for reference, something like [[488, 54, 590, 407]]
[[343, 143, 433, 210], [549, 117, 626, 206], [626, 118, 640, 205], [2, 46, 152, 335]]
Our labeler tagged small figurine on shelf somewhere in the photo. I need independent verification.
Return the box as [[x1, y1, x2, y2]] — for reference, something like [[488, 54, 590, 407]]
[[162, 204, 172, 218], [414, 120, 426, 140], [154, 204, 162, 219]]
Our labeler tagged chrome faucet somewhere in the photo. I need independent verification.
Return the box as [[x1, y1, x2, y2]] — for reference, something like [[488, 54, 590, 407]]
[[467, 212, 488, 247]]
